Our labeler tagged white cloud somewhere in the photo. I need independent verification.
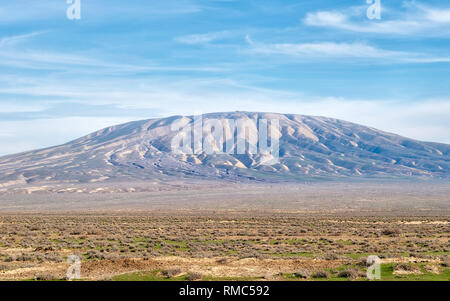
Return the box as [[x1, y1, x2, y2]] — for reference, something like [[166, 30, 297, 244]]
[[0, 116, 142, 156], [247, 41, 450, 63], [425, 9, 450, 23], [0, 103, 46, 113], [0, 32, 225, 73], [305, 11, 348, 27], [250, 41, 406, 59], [0, 48, 224, 72], [304, 3, 450, 36], [218, 97, 450, 145], [175, 31, 230, 45], [304, 11, 422, 35], [0, 32, 45, 48], [280, 98, 450, 144]]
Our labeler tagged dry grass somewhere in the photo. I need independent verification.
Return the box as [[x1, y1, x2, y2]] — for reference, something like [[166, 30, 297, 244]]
[[0, 211, 448, 280]]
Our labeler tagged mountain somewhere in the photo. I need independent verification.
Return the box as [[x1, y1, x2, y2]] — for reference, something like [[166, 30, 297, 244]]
[[0, 112, 449, 192]]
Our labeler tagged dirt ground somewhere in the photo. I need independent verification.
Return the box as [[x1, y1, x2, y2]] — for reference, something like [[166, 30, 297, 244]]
[[0, 211, 448, 281], [0, 183, 448, 281]]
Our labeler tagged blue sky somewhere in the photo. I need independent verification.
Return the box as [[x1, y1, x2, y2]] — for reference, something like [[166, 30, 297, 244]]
[[1, 0, 450, 155]]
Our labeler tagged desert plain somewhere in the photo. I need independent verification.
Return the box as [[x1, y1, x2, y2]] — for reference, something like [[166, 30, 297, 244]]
[[0, 182, 448, 281]]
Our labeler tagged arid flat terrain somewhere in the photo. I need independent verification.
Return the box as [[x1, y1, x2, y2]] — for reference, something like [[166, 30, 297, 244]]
[[0, 183, 448, 281], [0, 182, 449, 213]]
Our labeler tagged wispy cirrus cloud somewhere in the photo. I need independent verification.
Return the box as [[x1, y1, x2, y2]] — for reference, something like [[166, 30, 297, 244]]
[[423, 7, 450, 23], [247, 40, 450, 63], [304, 11, 420, 35], [0, 103, 47, 113], [175, 31, 231, 44], [0, 32, 225, 73], [0, 50, 225, 72], [249, 41, 405, 58], [0, 31, 46, 48], [304, 3, 450, 36], [0, 116, 142, 156]]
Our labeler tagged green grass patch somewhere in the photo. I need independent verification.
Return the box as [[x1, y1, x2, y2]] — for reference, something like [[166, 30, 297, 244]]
[[113, 270, 189, 281], [281, 272, 351, 281], [163, 239, 189, 251], [378, 263, 450, 281], [202, 276, 262, 281], [50, 239, 64, 244]]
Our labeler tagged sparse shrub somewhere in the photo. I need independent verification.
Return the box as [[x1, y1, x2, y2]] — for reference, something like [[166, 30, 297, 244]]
[[85, 250, 105, 260], [187, 272, 202, 281], [323, 253, 339, 260], [44, 252, 63, 262], [337, 269, 358, 279], [393, 263, 421, 274], [394, 263, 414, 271], [35, 273, 60, 281], [381, 229, 400, 236], [311, 271, 329, 279], [161, 268, 182, 278], [0, 213, 447, 281], [357, 257, 370, 267], [16, 253, 33, 262], [5, 256, 15, 262], [294, 269, 311, 279]]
